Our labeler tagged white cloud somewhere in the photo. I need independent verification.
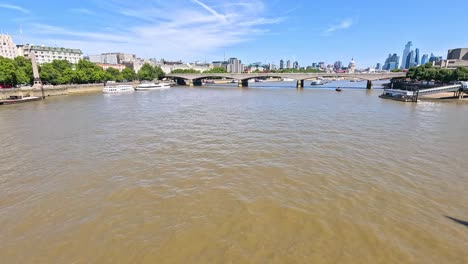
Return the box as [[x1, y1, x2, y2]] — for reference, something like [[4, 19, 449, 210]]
[[190, 0, 226, 21], [69, 8, 95, 15], [25, 0, 284, 61], [0, 3, 30, 14], [325, 18, 353, 34]]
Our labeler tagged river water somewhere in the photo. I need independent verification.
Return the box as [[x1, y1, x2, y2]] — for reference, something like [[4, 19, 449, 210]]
[[1, 83, 467, 263]]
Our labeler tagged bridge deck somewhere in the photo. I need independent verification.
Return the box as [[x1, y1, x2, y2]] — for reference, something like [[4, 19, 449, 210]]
[[418, 85, 462, 95]]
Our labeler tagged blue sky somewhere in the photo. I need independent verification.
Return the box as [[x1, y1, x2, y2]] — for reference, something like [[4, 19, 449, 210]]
[[1, 0, 468, 67]]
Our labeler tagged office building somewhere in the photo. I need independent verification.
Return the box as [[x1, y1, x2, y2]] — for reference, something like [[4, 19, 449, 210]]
[[421, 54, 429, 65], [286, 60, 291, 69], [293, 61, 299, 70], [415, 48, 420, 66], [447, 48, 468, 60], [334, 61, 342, 71], [401, 41, 412, 69], [376, 63, 382, 70], [88, 53, 136, 65], [279, 60, 284, 70], [17, 44, 82, 64], [429, 53, 442, 63], [383, 53, 400, 71], [433, 48, 468, 69], [0, 34, 18, 59], [226, 58, 243, 73], [406, 50, 416, 68]]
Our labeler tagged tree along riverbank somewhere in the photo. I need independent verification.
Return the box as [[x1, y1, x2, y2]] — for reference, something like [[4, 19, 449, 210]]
[[0, 57, 164, 87], [0, 82, 139, 100]]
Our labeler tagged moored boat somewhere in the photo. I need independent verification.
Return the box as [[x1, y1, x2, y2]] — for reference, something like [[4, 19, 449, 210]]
[[103, 85, 134, 93], [135, 82, 171, 91], [379, 89, 418, 102], [311, 80, 323, 85], [0, 95, 41, 105]]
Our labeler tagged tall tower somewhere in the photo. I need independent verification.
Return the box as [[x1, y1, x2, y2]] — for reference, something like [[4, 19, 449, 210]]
[[406, 50, 415, 68], [401, 41, 413, 69], [29, 52, 42, 88], [415, 48, 420, 66], [421, 54, 429, 65]]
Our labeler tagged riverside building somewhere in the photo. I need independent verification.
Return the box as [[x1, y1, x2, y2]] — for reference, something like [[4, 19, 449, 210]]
[[0, 34, 18, 59], [17, 44, 83, 64]]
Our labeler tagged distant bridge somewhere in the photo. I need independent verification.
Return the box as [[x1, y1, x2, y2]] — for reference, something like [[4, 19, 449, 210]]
[[166, 72, 407, 88]]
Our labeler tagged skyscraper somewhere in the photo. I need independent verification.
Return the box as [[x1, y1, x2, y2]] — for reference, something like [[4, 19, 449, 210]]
[[421, 54, 429, 65], [279, 60, 284, 70], [406, 50, 415, 68], [401, 41, 413, 69], [376, 63, 382, 70], [383, 53, 400, 70], [334, 61, 342, 71], [293, 61, 299, 70], [429, 53, 442, 63], [286, 60, 291, 69], [415, 48, 420, 66]]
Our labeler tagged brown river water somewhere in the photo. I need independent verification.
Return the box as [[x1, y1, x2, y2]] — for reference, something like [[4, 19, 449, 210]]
[[0, 84, 467, 263]]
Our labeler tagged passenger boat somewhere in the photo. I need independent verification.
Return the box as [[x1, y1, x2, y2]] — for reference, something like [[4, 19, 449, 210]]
[[0, 95, 41, 105], [379, 89, 418, 102], [135, 83, 170, 91], [103, 85, 134, 93], [282, 78, 295, 82], [311, 80, 323, 85]]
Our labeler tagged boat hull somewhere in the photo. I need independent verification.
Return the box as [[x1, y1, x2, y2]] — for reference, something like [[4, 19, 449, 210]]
[[0, 96, 41, 105], [103, 85, 134, 93], [135, 86, 170, 91]]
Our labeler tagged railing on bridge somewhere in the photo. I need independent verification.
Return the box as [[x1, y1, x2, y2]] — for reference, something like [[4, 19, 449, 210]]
[[418, 84, 463, 95]]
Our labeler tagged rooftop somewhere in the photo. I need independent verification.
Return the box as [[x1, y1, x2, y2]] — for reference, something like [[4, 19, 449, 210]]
[[20, 44, 83, 54]]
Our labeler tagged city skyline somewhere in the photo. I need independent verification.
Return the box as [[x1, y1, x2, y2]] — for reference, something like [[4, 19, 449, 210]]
[[1, 0, 468, 67]]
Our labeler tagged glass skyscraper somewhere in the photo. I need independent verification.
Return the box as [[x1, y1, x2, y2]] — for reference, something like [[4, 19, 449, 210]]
[[401, 41, 412, 69], [415, 48, 420, 66]]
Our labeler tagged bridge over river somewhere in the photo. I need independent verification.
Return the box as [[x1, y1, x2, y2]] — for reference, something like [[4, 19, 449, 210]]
[[166, 72, 407, 89]]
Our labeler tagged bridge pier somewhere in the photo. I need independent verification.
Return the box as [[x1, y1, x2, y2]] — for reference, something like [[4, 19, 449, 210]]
[[296, 80, 304, 89], [176, 78, 186, 85], [238, 79, 248, 88], [186, 79, 202, 87], [366, 80, 373, 90]]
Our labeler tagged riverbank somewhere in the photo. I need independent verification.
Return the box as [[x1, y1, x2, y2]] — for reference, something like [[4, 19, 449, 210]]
[[0, 82, 139, 100]]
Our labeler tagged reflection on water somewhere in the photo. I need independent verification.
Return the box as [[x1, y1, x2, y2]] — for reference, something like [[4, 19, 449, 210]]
[[0, 86, 467, 263]]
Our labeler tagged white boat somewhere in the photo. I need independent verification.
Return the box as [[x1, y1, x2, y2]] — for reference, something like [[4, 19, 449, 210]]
[[282, 78, 295, 82], [103, 85, 134, 93], [310, 80, 323, 85], [135, 82, 170, 91]]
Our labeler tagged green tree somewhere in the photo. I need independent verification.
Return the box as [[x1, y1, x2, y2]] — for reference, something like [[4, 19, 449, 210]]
[[106, 67, 123, 82], [122, 67, 136, 81], [171, 69, 200, 74], [138, 63, 158, 81], [0, 57, 19, 86], [204, 67, 227, 73], [154, 66, 165, 79], [14, 56, 33, 85], [76, 59, 106, 83], [40, 63, 61, 85]]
